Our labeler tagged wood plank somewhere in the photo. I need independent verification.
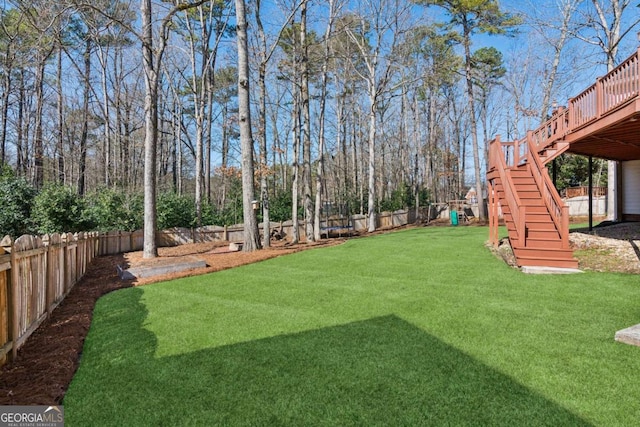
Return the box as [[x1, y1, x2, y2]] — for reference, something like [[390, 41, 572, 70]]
[[0, 262, 10, 273], [13, 247, 47, 260], [0, 246, 8, 361]]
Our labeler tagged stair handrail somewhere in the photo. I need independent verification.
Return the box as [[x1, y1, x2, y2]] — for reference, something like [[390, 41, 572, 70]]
[[526, 131, 570, 249], [489, 136, 526, 248], [530, 106, 569, 154]]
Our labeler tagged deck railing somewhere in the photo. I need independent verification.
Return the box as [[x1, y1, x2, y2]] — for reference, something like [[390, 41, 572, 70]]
[[526, 47, 640, 154], [530, 107, 569, 151], [571, 48, 639, 130], [489, 136, 526, 248]]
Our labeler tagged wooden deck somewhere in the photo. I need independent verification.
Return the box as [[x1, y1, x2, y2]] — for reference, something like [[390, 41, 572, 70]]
[[488, 48, 640, 269]]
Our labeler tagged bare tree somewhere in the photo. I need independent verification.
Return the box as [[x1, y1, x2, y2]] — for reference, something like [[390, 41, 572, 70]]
[[178, 2, 231, 225], [253, 0, 300, 247], [344, 0, 412, 232], [313, 0, 341, 241], [525, 0, 582, 122], [235, 0, 261, 251], [419, 0, 519, 222], [140, 0, 209, 258]]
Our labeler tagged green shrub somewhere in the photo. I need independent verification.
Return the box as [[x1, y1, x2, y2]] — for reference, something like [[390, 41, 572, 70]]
[[157, 192, 196, 229], [31, 183, 87, 234], [268, 191, 293, 222], [0, 168, 36, 237], [379, 185, 431, 212], [84, 188, 143, 231]]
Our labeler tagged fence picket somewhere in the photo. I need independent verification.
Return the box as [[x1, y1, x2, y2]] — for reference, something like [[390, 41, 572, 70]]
[[0, 243, 10, 365]]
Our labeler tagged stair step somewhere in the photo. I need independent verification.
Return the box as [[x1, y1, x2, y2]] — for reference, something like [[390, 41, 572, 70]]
[[509, 168, 531, 177], [513, 246, 574, 258], [526, 221, 556, 230], [525, 206, 549, 214], [512, 177, 535, 185], [525, 238, 564, 249], [517, 258, 579, 269], [518, 190, 542, 198], [522, 200, 545, 207], [527, 213, 553, 221], [513, 249, 578, 268], [527, 229, 560, 239], [514, 184, 538, 192]]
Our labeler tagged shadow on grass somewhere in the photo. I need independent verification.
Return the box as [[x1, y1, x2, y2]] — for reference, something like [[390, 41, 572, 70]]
[[65, 288, 591, 426]]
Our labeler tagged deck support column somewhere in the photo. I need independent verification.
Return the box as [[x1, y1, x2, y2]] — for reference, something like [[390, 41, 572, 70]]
[[589, 156, 593, 231]]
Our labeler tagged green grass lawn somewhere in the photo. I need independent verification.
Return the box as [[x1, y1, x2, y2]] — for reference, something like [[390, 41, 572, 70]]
[[64, 226, 640, 426]]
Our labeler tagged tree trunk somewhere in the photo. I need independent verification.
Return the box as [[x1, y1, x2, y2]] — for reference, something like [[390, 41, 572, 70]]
[[0, 43, 10, 167], [300, 0, 314, 242], [56, 45, 64, 183], [291, 90, 300, 244], [255, 0, 270, 248], [314, 0, 336, 241], [538, 0, 575, 122], [463, 21, 485, 221], [367, 88, 377, 232], [141, 0, 158, 258], [99, 48, 111, 187], [33, 58, 46, 189], [16, 69, 25, 175], [235, 0, 261, 251], [221, 102, 229, 207], [206, 68, 213, 204], [78, 38, 90, 194]]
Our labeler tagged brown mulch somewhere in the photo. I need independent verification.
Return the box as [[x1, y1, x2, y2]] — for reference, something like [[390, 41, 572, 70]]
[[0, 237, 344, 405]]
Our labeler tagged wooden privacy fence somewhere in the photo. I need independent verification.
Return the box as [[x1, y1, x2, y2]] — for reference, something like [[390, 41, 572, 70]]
[[0, 232, 99, 365], [96, 210, 424, 251]]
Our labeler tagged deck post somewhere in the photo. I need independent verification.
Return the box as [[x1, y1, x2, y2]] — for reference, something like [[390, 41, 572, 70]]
[[596, 77, 603, 119], [589, 156, 593, 231], [488, 181, 497, 247]]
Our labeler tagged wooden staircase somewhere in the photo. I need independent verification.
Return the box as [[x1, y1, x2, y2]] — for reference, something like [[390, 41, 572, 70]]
[[488, 134, 578, 269], [487, 48, 640, 269]]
